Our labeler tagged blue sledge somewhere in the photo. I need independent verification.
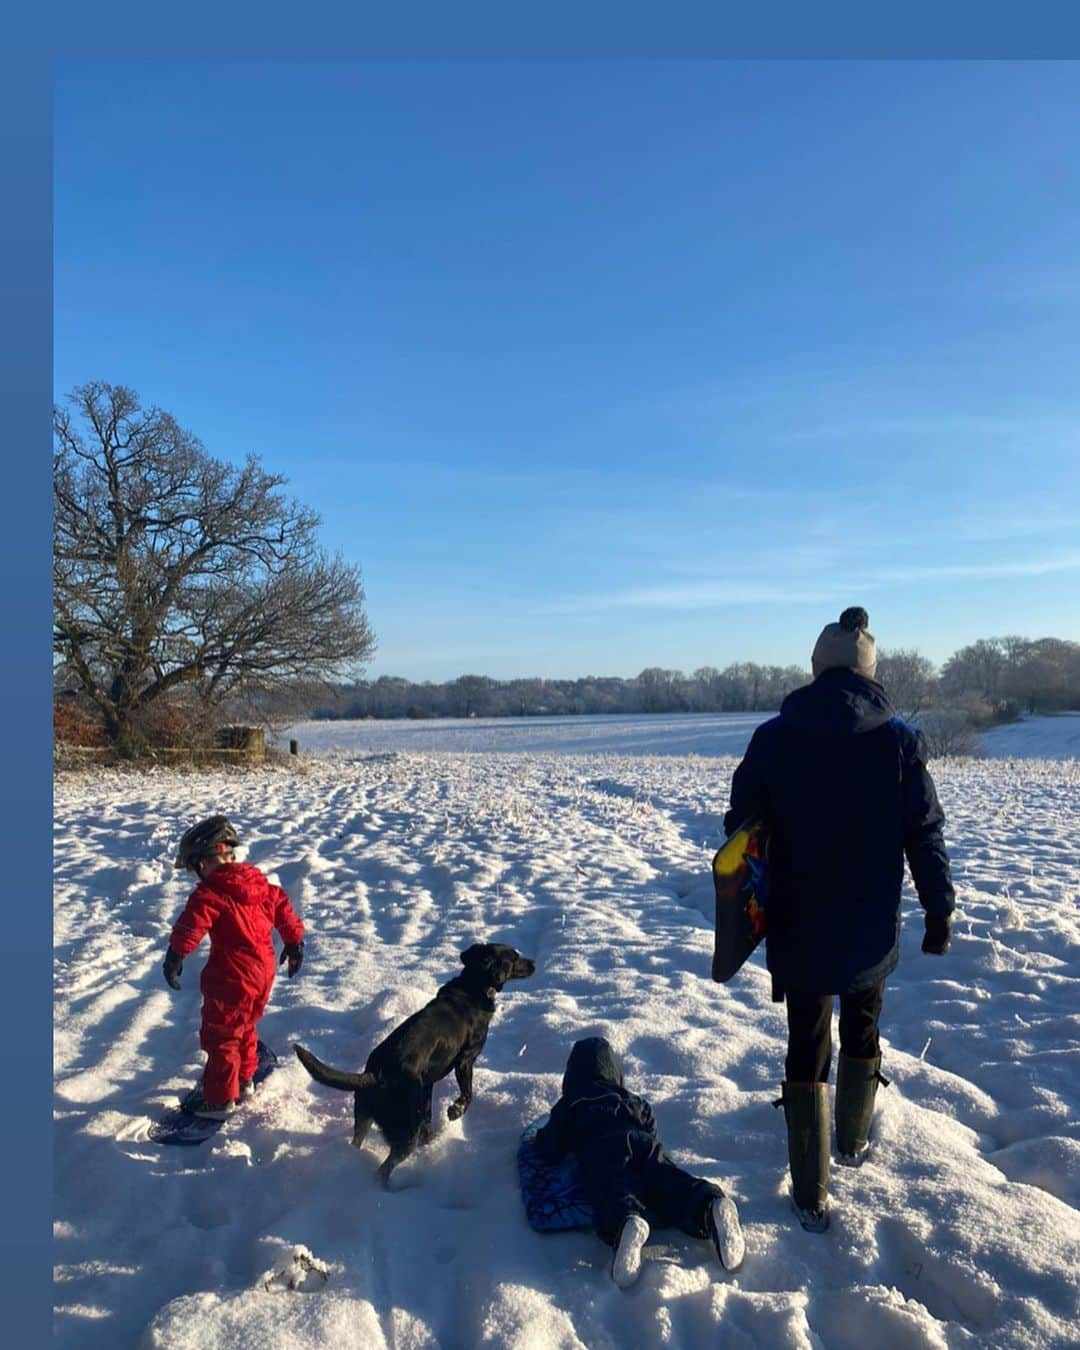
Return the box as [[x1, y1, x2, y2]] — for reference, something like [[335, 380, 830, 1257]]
[[517, 1115, 594, 1232]]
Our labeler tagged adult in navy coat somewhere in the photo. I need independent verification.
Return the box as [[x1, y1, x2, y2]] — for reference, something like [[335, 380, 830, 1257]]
[[724, 607, 955, 1230]]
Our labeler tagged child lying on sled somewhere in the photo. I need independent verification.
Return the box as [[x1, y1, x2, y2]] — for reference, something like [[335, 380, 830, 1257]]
[[529, 1037, 745, 1287]]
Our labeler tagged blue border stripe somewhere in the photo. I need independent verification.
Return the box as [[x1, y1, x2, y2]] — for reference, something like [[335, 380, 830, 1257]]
[[0, 42, 52, 1348]]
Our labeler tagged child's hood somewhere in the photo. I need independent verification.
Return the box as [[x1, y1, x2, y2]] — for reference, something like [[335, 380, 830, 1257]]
[[561, 1037, 625, 1101], [199, 861, 271, 906]]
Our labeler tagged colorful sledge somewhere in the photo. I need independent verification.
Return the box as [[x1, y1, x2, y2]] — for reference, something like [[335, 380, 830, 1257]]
[[711, 818, 769, 983]]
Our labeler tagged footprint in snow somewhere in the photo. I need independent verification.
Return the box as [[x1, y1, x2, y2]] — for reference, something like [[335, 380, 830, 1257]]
[[258, 1244, 331, 1292]]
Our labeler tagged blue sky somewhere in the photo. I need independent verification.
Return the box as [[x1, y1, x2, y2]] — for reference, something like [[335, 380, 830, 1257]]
[[54, 61, 1080, 682]]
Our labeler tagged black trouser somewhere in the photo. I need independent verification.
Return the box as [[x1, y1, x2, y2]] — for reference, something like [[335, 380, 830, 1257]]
[[583, 1130, 723, 1246], [784, 982, 885, 1083]]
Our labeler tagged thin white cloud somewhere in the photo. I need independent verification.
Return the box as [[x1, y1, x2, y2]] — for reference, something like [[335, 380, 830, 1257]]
[[538, 552, 1080, 616], [873, 554, 1080, 583], [952, 513, 1080, 544], [537, 580, 846, 616]]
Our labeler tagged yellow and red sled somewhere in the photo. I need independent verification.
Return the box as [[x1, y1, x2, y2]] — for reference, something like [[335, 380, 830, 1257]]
[[711, 818, 769, 982]]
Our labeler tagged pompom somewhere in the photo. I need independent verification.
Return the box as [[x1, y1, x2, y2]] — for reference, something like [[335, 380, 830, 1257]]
[[838, 606, 869, 632]]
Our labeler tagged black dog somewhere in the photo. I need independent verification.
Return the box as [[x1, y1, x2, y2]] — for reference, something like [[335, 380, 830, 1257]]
[[294, 942, 535, 1181]]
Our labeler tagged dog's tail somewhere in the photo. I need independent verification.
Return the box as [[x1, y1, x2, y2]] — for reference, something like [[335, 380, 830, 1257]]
[[294, 1042, 376, 1093]]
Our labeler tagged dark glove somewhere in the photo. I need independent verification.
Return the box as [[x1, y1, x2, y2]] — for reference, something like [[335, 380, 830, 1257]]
[[280, 941, 304, 978], [922, 915, 952, 955], [163, 947, 184, 990]]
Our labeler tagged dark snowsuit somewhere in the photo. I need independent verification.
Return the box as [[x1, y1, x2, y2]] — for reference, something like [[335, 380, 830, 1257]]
[[532, 1038, 722, 1246], [724, 668, 955, 1078], [169, 861, 304, 1104]]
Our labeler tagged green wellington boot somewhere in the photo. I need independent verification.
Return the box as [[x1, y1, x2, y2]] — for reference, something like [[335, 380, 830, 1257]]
[[835, 1053, 890, 1166], [778, 1081, 830, 1232]]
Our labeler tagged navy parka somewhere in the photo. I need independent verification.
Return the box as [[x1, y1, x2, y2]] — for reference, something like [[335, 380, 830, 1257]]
[[724, 668, 955, 996]]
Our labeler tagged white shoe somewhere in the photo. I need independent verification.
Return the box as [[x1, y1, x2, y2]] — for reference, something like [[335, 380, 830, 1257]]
[[611, 1215, 650, 1288], [239, 1078, 256, 1101], [709, 1195, 745, 1271]]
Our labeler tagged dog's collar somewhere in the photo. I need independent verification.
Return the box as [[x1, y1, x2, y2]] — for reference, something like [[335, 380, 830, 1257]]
[[439, 977, 498, 1011]]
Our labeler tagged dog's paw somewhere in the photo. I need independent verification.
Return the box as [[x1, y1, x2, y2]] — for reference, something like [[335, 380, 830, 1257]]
[[446, 1100, 467, 1121]]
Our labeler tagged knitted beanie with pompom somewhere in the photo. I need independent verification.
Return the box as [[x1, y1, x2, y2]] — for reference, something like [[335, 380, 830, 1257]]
[[811, 607, 877, 679]]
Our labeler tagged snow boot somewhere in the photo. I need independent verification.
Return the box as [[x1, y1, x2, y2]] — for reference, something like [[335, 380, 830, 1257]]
[[708, 1195, 745, 1271], [182, 1093, 236, 1120], [778, 1082, 830, 1233], [239, 1078, 256, 1101], [835, 1053, 889, 1166], [611, 1215, 650, 1288]]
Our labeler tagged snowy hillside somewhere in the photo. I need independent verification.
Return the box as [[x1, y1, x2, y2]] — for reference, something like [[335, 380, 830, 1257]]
[[54, 727, 1079, 1347], [980, 712, 1080, 761]]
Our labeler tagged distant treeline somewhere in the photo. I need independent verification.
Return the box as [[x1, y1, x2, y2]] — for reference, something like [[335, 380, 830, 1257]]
[[305, 636, 1080, 722], [311, 665, 811, 721]]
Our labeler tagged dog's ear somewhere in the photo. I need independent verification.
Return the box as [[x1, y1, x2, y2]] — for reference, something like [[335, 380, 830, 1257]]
[[470, 947, 519, 989], [461, 943, 507, 987]]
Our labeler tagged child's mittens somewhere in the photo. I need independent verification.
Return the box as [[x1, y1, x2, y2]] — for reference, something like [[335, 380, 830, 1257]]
[[163, 947, 184, 990], [280, 942, 304, 978]]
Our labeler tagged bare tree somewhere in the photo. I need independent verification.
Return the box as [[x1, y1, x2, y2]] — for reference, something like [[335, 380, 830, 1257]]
[[690, 666, 723, 711], [637, 667, 687, 712], [453, 675, 495, 717], [54, 382, 375, 751], [915, 709, 981, 758], [940, 638, 1008, 703], [508, 677, 546, 715], [1001, 637, 1080, 713], [876, 648, 938, 718]]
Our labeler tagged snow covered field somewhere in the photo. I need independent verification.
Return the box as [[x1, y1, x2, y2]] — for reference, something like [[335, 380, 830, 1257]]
[[282, 710, 1080, 761], [54, 716, 1079, 1348], [280, 711, 775, 759]]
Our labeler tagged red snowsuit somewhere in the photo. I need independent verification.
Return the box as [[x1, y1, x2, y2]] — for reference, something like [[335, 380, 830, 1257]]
[[169, 862, 304, 1105]]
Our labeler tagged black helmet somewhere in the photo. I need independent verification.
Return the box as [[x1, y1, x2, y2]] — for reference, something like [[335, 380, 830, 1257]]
[[174, 814, 239, 870]]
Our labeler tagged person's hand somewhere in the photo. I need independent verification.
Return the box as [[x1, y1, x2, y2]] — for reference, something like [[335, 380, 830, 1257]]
[[163, 947, 183, 990], [280, 941, 304, 977], [922, 915, 952, 955]]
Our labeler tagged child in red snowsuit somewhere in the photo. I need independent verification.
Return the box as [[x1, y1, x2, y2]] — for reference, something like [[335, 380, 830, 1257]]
[[163, 815, 305, 1118]]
